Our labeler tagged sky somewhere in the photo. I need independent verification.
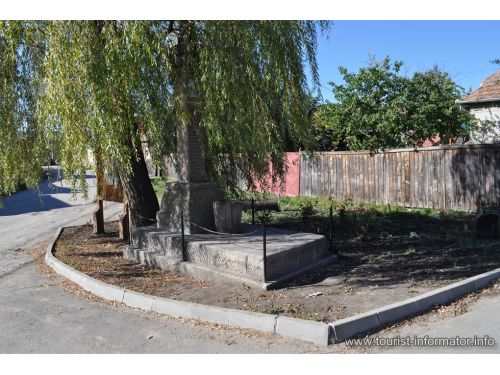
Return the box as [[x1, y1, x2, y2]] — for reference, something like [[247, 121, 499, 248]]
[[316, 21, 500, 102]]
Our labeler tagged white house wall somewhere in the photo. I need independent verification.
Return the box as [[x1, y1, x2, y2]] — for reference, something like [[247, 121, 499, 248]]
[[469, 103, 500, 144]]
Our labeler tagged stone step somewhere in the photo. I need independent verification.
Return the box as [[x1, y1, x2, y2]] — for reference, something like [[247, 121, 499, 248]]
[[128, 226, 331, 284], [123, 245, 181, 271], [136, 249, 157, 268], [123, 245, 140, 262], [131, 225, 157, 248], [132, 227, 183, 258], [183, 230, 329, 281]]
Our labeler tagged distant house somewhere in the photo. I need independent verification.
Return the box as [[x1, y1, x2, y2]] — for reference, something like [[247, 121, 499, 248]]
[[457, 70, 500, 144]]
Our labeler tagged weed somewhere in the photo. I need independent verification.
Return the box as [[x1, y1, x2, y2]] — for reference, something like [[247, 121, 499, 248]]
[[404, 247, 417, 256], [266, 306, 285, 315], [299, 200, 317, 217]]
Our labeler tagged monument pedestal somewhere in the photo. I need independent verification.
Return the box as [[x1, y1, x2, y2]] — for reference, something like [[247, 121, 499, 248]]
[[156, 181, 223, 234]]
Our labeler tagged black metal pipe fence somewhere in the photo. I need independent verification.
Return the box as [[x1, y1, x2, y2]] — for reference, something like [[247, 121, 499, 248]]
[[176, 202, 336, 283]]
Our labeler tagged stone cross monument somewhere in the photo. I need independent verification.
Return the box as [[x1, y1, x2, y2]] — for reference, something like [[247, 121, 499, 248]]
[[156, 121, 223, 234]]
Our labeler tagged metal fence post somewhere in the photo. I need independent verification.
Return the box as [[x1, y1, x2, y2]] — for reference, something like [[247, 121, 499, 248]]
[[181, 208, 186, 261], [263, 220, 267, 282], [128, 204, 132, 246], [329, 205, 334, 253], [251, 198, 255, 225]]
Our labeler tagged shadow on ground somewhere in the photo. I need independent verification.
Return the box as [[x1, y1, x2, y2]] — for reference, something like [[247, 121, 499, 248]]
[[264, 209, 500, 289]]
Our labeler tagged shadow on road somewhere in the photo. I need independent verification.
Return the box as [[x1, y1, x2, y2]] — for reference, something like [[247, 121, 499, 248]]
[[0, 192, 73, 216], [0, 168, 95, 216]]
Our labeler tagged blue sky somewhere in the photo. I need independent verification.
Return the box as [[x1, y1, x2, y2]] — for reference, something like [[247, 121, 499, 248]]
[[316, 21, 500, 102]]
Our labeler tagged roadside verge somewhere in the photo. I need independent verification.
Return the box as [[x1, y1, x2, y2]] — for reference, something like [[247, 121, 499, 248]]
[[45, 225, 500, 346], [45, 226, 330, 345]]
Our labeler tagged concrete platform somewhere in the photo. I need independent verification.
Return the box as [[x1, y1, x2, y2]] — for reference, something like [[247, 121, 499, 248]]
[[124, 224, 335, 289]]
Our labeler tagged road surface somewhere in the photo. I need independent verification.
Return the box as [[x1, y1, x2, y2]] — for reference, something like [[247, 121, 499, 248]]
[[0, 170, 318, 353]]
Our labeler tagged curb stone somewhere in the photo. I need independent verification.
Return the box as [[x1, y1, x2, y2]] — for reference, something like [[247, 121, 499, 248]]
[[122, 290, 155, 311], [376, 300, 420, 327], [45, 226, 327, 345], [228, 309, 278, 333], [413, 289, 451, 312], [329, 269, 500, 343], [45, 225, 500, 346], [329, 311, 380, 343], [185, 303, 231, 325], [275, 316, 330, 346]]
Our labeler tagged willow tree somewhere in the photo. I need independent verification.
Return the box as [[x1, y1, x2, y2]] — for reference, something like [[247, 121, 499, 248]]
[[0, 21, 328, 227], [0, 22, 47, 201]]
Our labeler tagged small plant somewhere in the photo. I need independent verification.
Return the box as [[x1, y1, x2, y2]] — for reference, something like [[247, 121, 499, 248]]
[[334, 198, 354, 217], [299, 200, 316, 218], [266, 305, 285, 315], [404, 247, 416, 256], [420, 207, 434, 217], [257, 210, 272, 224], [348, 206, 377, 240]]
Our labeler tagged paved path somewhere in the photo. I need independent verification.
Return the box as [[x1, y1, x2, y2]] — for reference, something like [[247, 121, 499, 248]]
[[0, 170, 318, 353]]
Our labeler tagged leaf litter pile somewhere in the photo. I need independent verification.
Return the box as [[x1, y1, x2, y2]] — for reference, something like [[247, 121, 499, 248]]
[[52, 221, 500, 323]]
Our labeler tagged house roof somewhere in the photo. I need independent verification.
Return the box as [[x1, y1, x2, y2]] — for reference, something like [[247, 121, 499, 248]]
[[457, 70, 500, 104]]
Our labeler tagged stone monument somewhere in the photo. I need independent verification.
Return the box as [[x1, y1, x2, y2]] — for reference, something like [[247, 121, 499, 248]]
[[156, 120, 223, 234]]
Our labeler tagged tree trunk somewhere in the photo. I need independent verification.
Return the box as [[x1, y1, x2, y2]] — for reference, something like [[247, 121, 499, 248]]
[[92, 20, 159, 229], [93, 148, 105, 234], [119, 141, 159, 228]]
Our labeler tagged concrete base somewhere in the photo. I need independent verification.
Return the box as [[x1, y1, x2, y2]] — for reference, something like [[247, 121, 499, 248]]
[[124, 224, 334, 288], [156, 181, 223, 234]]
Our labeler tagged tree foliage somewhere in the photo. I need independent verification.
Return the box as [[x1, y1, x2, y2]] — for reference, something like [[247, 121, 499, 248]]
[[0, 21, 328, 202], [313, 57, 473, 151], [0, 22, 47, 196]]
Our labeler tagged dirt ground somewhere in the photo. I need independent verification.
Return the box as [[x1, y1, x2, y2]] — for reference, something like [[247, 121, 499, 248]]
[[52, 220, 500, 323]]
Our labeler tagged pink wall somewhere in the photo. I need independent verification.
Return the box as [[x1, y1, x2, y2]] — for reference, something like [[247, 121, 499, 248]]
[[253, 152, 300, 197], [422, 136, 441, 147]]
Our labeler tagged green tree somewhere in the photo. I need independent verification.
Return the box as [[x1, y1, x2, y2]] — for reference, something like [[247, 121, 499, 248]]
[[0, 21, 327, 224], [309, 102, 346, 151], [314, 56, 473, 151], [0, 22, 47, 199]]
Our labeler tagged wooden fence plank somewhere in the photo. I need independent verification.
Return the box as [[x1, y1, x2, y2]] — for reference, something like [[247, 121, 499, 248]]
[[298, 145, 500, 212]]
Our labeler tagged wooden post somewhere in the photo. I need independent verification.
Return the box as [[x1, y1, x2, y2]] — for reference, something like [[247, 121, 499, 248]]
[[93, 148, 105, 234], [119, 202, 130, 241], [92, 198, 104, 234]]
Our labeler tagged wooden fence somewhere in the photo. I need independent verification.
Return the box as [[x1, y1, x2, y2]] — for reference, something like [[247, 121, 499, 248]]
[[299, 144, 500, 212]]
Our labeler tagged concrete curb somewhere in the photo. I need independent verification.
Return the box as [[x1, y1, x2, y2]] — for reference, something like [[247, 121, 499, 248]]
[[329, 268, 500, 343], [45, 226, 329, 345], [275, 316, 330, 345], [46, 225, 500, 346]]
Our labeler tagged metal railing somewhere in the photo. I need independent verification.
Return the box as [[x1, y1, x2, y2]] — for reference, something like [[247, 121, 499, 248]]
[[159, 202, 336, 283]]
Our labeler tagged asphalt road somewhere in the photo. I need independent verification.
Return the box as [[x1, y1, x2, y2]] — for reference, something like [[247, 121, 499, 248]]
[[378, 291, 500, 354], [1, 169, 499, 354], [0, 170, 318, 353]]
